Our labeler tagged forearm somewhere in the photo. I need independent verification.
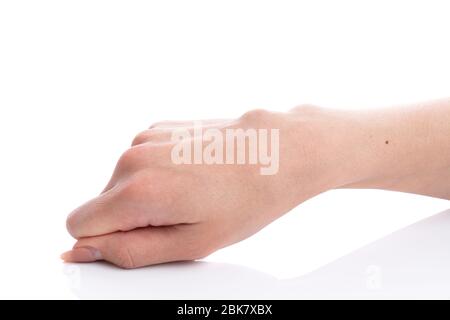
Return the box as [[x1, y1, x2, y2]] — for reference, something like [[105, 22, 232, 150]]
[[307, 99, 450, 199]]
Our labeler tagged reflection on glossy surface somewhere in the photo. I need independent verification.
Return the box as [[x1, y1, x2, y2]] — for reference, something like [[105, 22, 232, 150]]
[[65, 209, 450, 299]]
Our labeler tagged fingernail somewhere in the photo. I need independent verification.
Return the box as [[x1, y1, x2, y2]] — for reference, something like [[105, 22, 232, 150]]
[[60, 246, 102, 263]]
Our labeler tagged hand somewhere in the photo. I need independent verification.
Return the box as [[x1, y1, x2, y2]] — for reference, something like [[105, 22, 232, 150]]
[[62, 107, 335, 268], [62, 99, 450, 268]]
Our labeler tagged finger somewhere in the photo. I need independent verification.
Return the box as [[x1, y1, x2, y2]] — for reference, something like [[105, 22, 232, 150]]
[[101, 176, 115, 194], [101, 144, 155, 193], [131, 129, 172, 146], [149, 119, 229, 129], [61, 225, 208, 268], [132, 119, 234, 147], [66, 178, 180, 239], [66, 188, 126, 239]]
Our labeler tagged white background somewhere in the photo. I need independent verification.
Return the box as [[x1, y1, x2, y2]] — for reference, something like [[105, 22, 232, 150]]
[[0, 0, 449, 299]]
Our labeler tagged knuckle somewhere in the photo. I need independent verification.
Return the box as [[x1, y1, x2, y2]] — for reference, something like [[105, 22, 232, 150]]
[[149, 121, 171, 129], [117, 146, 144, 170], [240, 108, 270, 123], [290, 104, 321, 114], [132, 130, 167, 146], [66, 211, 79, 239], [131, 130, 151, 146]]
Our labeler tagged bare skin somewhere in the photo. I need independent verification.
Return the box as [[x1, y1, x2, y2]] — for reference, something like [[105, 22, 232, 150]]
[[62, 99, 450, 268]]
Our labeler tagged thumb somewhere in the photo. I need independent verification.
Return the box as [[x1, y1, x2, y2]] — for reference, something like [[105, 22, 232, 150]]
[[61, 224, 210, 268]]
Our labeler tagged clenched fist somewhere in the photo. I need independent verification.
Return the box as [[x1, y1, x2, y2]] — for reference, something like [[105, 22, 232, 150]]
[[62, 107, 334, 268]]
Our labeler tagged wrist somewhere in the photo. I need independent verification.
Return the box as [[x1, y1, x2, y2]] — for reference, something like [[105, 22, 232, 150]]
[[283, 106, 375, 194]]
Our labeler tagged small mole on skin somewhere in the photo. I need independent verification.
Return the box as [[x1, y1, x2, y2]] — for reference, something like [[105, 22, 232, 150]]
[[385, 140, 389, 144]]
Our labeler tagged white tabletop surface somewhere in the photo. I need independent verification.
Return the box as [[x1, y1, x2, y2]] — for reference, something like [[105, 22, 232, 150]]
[[0, 189, 448, 299]]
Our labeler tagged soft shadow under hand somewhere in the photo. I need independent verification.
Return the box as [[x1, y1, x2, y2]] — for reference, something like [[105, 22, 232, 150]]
[[64, 209, 450, 299]]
